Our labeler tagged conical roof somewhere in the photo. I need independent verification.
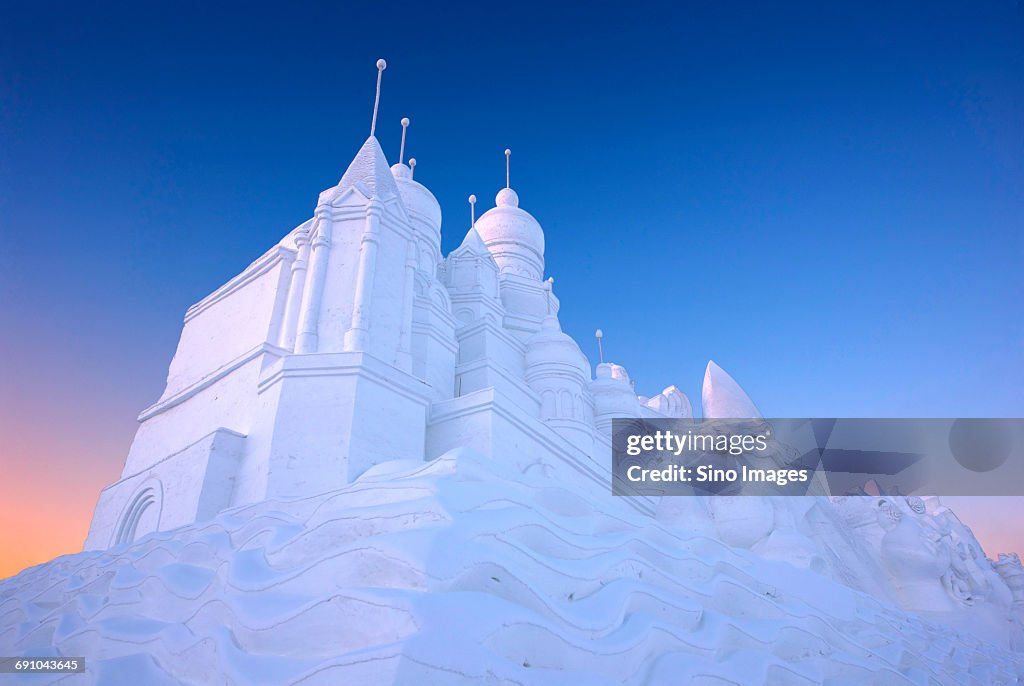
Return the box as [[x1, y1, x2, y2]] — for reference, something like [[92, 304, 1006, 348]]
[[456, 226, 490, 255], [325, 136, 400, 203]]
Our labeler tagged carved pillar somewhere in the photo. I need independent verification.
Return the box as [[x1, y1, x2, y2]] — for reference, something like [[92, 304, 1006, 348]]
[[279, 226, 311, 351], [344, 199, 382, 352], [396, 239, 417, 371], [295, 206, 332, 354]]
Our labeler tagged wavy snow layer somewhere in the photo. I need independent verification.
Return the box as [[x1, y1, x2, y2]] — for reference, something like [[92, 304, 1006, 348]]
[[2, 449, 1022, 685]]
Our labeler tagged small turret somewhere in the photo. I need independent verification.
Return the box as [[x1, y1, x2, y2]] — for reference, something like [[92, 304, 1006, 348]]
[[590, 362, 642, 432], [525, 315, 594, 447], [473, 150, 545, 280], [389, 117, 442, 270], [445, 228, 499, 298]]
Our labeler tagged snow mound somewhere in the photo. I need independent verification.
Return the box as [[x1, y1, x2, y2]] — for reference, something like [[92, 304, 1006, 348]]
[[2, 449, 1023, 685]]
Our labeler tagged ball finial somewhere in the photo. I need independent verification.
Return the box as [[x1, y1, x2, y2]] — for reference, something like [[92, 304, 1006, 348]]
[[468, 194, 477, 204], [398, 117, 411, 164], [495, 187, 519, 207], [408, 157, 416, 167], [595, 329, 604, 339], [370, 59, 387, 136], [505, 148, 511, 156]]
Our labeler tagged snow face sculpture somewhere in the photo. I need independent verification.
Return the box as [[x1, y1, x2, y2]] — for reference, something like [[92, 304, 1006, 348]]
[[879, 499, 957, 611], [829, 494, 1019, 615]]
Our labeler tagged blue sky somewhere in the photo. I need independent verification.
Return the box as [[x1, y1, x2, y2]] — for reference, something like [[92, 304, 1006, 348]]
[[1, 0, 1022, 569], [2, 0, 1021, 426]]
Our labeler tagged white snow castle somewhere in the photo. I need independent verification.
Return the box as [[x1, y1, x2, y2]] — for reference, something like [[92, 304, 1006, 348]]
[[6, 60, 1024, 685], [86, 60, 697, 550]]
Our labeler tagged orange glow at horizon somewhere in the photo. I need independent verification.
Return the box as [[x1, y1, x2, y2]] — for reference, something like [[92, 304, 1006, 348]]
[[0, 439, 124, 579], [0, 466, 111, 579], [0, 372, 132, 580]]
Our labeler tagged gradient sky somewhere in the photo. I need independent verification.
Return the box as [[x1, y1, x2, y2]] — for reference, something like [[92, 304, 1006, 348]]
[[1, 1, 1022, 578]]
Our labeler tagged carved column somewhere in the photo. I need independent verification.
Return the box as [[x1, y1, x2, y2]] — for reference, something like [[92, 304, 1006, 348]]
[[279, 226, 311, 351], [344, 199, 382, 352], [396, 239, 417, 371], [295, 206, 333, 354]]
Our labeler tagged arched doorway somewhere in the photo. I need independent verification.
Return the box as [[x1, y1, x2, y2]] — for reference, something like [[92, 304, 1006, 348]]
[[114, 483, 162, 545]]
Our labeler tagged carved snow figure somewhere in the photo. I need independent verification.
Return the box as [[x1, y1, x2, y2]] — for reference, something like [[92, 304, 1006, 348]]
[[995, 554, 1024, 606], [641, 385, 693, 419], [911, 496, 1016, 608], [875, 497, 957, 611]]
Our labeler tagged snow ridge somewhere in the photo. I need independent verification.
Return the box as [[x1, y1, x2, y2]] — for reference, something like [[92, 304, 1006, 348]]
[[2, 449, 1022, 685]]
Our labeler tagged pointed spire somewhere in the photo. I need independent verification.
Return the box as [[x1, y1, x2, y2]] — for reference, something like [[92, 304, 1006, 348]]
[[457, 225, 488, 254], [545, 276, 554, 314], [702, 361, 762, 419], [408, 158, 416, 180], [399, 117, 410, 164], [332, 136, 399, 202], [369, 59, 387, 137], [495, 149, 519, 207]]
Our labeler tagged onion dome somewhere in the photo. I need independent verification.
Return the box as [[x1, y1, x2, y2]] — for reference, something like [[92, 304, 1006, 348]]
[[391, 163, 441, 238], [525, 315, 591, 378], [473, 187, 545, 280]]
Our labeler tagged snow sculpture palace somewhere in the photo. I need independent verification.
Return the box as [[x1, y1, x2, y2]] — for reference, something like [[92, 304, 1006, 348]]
[[85, 60, 698, 549], [6, 59, 1020, 684]]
